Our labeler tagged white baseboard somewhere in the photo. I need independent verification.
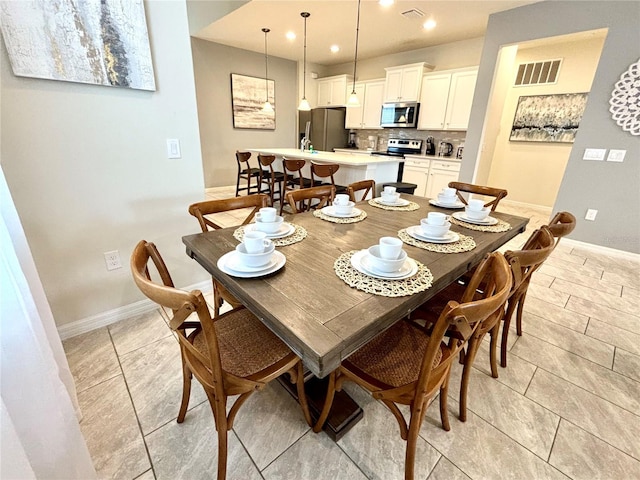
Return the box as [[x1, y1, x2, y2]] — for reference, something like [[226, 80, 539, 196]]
[[57, 280, 212, 340], [561, 238, 640, 261], [500, 198, 553, 213]]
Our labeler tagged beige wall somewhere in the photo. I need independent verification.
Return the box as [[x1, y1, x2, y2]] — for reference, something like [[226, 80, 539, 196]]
[[0, 1, 208, 327], [485, 35, 606, 206], [191, 39, 298, 188]]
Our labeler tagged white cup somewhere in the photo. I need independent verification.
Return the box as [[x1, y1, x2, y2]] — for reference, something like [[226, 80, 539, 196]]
[[334, 194, 350, 206], [383, 186, 397, 195], [442, 187, 456, 198], [427, 212, 447, 225], [468, 199, 485, 211], [255, 207, 277, 223], [243, 231, 271, 254], [378, 236, 403, 260]]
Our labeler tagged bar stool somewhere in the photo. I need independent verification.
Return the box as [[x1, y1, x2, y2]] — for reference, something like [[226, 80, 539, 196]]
[[235, 151, 265, 197], [311, 162, 349, 195], [280, 158, 319, 214], [382, 182, 418, 195], [257, 154, 286, 207]]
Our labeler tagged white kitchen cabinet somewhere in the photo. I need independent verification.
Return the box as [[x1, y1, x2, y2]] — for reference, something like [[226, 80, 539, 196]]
[[383, 63, 425, 102], [402, 158, 431, 197], [345, 80, 384, 129], [317, 74, 352, 107], [418, 68, 478, 130], [426, 160, 461, 198]]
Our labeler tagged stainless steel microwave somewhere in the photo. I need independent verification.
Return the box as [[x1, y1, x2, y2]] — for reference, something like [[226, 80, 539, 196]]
[[380, 102, 420, 128]]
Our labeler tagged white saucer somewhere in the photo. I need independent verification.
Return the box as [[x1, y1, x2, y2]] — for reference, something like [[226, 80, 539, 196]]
[[429, 199, 465, 209], [350, 250, 418, 280], [217, 251, 286, 278], [246, 222, 295, 238], [374, 197, 410, 207], [406, 225, 460, 244], [452, 211, 499, 226], [321, 206, 362, 218]]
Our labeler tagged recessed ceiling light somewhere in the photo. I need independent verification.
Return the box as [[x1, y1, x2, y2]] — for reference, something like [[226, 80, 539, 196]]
[[379, 0, 394, 6], [423, 19, 436, 30], [286, 31, 296, 40], [330, 45, 340, 53]]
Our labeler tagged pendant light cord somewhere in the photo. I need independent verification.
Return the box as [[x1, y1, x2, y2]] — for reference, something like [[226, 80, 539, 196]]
[[351, 0, 361, 95], [302, 13, 308, 99], [262, 28, 270, 103]]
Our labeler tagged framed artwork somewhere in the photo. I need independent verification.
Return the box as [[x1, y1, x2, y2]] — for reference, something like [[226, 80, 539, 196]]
[[509, 93, 589, 143], [231, 73, 275, 130], [0, 0, 155, 91]]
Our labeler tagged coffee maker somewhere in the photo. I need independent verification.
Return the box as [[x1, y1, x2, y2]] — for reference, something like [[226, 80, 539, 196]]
[[425, 136, 436, 155]]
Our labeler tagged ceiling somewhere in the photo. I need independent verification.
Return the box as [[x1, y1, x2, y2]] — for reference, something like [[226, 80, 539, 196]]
[[194, 0, 542, 66]]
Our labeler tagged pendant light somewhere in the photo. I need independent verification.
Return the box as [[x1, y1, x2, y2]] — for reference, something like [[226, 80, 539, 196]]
[[347, 0, 362, 107], [297, 12, 311, 111], [261, 28, 274, 113]]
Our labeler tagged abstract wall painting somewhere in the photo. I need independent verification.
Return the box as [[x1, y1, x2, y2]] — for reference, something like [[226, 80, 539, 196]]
[[231, 73, 275, 130], [510, 93, 589, 143], [0, 0, 155, 91]]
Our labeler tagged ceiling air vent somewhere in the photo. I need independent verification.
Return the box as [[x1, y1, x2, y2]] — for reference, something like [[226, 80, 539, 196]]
[[515, 59, 562, 86], [401, 9, 425, 19]]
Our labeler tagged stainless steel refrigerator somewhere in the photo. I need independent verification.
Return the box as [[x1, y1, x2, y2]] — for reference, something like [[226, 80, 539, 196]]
[[298, 107, 349, 152]]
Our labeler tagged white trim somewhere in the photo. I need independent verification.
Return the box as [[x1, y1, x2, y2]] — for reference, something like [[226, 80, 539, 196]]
[[500, 198, 553, 213], [561, 238, 640, 261], [57, 280, 212, 340]]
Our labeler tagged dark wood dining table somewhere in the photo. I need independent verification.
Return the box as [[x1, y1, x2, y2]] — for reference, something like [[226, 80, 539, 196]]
[[182, 195, 528, 379]]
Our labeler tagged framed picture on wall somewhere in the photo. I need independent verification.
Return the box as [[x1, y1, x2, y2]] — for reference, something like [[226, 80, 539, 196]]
[[509, 93, 589, 143], [230, 73, 275, 130]]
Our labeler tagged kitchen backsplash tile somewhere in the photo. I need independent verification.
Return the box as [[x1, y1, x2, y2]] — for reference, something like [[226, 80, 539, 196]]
[[353, 129, 466, 155]]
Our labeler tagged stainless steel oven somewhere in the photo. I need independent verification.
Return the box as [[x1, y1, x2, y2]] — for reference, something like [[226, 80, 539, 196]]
[[380, 102, 420, 128]]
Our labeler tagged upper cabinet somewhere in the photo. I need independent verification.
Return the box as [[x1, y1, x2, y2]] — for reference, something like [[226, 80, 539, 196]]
[[345, 80, 385, 129], [317, 74, 352, 107], [383, 63, 427, 102], [418, 67, 478, 130]]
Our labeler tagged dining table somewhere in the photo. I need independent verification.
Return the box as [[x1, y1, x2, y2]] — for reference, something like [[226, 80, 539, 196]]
[[182, 194, 529, 438]]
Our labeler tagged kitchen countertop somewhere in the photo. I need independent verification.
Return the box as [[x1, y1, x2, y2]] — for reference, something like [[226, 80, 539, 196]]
[[247, 148, 404, 166], [404, 154, 461, 162]]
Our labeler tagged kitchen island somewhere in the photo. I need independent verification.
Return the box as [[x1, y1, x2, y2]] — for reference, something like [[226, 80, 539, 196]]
[[247, 148, 401, 195]]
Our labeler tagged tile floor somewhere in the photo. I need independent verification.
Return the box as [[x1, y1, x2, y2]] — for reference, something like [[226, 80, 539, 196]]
[[63, 186, 640, 480]]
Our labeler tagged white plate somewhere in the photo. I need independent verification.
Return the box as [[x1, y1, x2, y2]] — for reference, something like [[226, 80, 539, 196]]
[[350, 250, 418, 280], [452, 211, 499, 226], [374, 197, 410, 207], [321, 206, 362, 218], [246, 222, 295, 238], [406, 225, 460, 244], [429, 199, 465, 209], [217, 251, 286, 278]]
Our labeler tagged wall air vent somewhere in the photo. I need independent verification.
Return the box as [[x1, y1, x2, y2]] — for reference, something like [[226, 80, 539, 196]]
[[401, 9, 425, 19], [515, 59, 562, 86]]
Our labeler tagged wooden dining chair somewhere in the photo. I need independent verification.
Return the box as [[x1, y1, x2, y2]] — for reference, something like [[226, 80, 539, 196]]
[[313, 253, 512, 480], [131, 240, 312, 480], [347, 179, 376, 202], [235, 151, 265, 197], [285, 185, 335, 214], [448, 181, 508, 211], [280, 158, 319, 214], [188, 194, 268, 316], [311, 162, 348, 195], [257, 154, 286, 207], [546, 211, 576, 247]]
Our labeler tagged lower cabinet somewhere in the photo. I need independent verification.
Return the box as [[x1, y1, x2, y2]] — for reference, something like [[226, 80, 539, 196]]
[[402, 158, 461, 197], [402, 159, 430, 196]]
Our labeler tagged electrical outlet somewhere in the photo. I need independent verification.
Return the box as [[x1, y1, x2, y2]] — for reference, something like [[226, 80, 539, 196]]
[[585, 209, 598, 221], [104, 250, 122, 270]]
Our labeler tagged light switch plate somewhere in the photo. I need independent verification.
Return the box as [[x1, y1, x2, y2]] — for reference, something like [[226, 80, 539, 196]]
[[166, 139, 181, 159], [583, 148, 606, 161], [607, 149, 626, 162], [585, 209, 598, 221]]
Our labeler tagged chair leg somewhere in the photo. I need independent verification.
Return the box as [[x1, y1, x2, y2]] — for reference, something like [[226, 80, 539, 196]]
[[295, 362, 313, 427], [405, 403, 426, 480], [459, 337, 480, 422], [489, 323, 500, 378], [313, 370, 337, 433], [501, 296, 518, 368], [440, 375, 451, 431], [516, 292, 526, 336], [177, 353, 192, 423], [206, 390, 229, 480]]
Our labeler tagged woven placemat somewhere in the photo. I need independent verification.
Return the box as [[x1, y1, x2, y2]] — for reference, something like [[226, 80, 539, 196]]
[[313, 209, 367, 223], [334, 251, 433, 297], [450, 216, 511, 233], [368, 199, 420, 212], [233, 224, 307, 247], [398, 229, 476, 253]]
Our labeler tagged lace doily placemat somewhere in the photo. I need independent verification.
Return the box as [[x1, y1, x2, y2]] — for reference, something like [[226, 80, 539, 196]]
[[450, 217, 511, 233], [398, 229, 476, 253], [313, 209, 367, 224], [334, 251, 433, 297], [233, 224, 307, 247], [368, 199, 420, 212]]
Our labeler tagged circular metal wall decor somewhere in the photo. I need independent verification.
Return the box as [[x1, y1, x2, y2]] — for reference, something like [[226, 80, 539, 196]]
[[609, 58, 640, 136]]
